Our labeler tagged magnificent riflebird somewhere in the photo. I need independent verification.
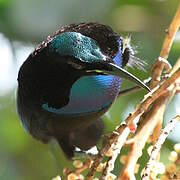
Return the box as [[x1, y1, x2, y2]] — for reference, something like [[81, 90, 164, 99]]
[[17, 23, 150, 158]]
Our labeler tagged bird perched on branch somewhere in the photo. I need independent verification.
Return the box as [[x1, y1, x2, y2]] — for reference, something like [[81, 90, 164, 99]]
[[17, 23, 150, 158]]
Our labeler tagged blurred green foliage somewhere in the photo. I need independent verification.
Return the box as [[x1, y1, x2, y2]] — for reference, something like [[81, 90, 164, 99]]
[[0, 0, 179, 179]]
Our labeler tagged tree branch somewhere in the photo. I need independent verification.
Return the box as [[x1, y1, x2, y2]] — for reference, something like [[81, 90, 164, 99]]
[[141, 115, 180, 180]]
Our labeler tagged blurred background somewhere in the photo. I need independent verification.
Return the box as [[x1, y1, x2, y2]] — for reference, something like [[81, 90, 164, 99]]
[[0, 0, 180, 179]]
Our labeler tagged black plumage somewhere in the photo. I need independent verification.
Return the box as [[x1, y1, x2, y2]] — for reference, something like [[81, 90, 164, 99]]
[[17, 23, 149, 158]]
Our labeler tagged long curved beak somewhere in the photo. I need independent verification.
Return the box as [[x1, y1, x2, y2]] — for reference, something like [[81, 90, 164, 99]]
[[86, 62, 150, 92]]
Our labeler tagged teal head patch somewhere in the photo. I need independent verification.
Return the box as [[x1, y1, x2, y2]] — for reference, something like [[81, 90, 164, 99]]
[[49, 32, 106, 63]]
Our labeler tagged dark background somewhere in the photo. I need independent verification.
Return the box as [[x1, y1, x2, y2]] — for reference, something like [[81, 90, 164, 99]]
[[0, 0, 179, 179]]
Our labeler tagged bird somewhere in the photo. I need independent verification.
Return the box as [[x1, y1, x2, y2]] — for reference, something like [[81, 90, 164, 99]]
[[17, 22, 150, 158]]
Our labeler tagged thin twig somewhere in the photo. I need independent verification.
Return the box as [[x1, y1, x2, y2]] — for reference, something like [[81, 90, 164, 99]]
[[150, 4, 180, 145], [118, 59, 180, 179], [118, 91, 174, 180], [101, 125, 130, 180], [141, 115, 180, 180], [117, 78, 151, 97], [103, 69, 180, 180], [117, 86, 141, 97], [160, 5, 180, 59], [151, 4, 180, 88], [116, 5, 180, 179]]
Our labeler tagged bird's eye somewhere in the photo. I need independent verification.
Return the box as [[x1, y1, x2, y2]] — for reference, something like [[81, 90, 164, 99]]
[[67, 60, 85, 70]]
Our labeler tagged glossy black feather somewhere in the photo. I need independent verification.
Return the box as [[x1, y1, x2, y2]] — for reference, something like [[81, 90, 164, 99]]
[[17, 23, 134, 158]]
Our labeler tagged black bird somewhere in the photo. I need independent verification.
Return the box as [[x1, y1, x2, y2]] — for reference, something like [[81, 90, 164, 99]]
[[17, 23, 150, 158]]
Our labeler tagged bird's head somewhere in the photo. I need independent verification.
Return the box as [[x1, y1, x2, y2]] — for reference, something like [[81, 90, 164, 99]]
[[48, 31, 150, 92]]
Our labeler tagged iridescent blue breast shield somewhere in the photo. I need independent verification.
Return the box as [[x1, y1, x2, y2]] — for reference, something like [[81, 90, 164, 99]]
[[42, 33, 122, 116]]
